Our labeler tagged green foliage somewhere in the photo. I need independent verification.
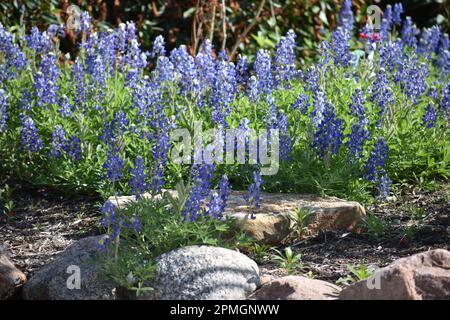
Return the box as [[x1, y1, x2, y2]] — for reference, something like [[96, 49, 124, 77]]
[[0, 184, 15, 221], [0, 38, 448, 204], [100, 193, 251, 292], [288, 207, 315, 239], [362, 211, 389, 240], [399, 204, 431, 240], [249, 243, 273, 264], [271, 247, 304, 274], [336, 261, 377, 286]]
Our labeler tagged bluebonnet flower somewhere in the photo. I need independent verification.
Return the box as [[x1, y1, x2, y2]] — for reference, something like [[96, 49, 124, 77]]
[[218, 50, 228, 61], [392, 3, 404, 25], [20, 116, 43, 152], [438, 33, 449, 55], [133, 78, 162, 126], [266, 98, 292, 161], [422, 104, 437, 128], [195, 40, 216, 90], [370, 71, 394, 124], [394, 54, 428, 105], [150, 123, 171, 194], [304, 66, 320, 93], [276, 112, 292, 161], [151, 35, 166, 59], [437, 34, 449, 74], [123, 38, 148, 88], [18, 90, 31, 112], [99, 201, 117, 228], [26, 27, 52, 54], [349, 89, 367, 121], [103, 147, 124, 183], [98, 31, 118, 73], [80, 11, 92, 33], [254, 49, 273, 97], [47, 24, 64, 37], [313, 101, 344, 159], [379, 40, 403, 72], [84, 33, 107, 88], [236, 54, 249, 85], [49, 125, 67, 158], [0, 23, 27, 80], [101, 110, 129, 145], [338, 0, 354, 32], [291, 93, 310, 114], [129, 156, 147, 199], [267, 95, 278, 124], [439, 82, 450, 119], [331, 27, 351, 67], [427, 86, 439, 101], [117, 23, 128, 53], [65, 135, 81, 161], [34, 52, 59, 106], [244, 170, 263, 211], [364, 138, 389, 182], [129, 216, 142, 232], [182, 164, 215, 221], [376, 172, 391, 200], [310, 89, 326, 126], [235, 118, 251, 162], [170, 45, 200, 96], [210, 60, 237, 126], [117, 22, 137, 54], [0, 89, 8, 132], [317, 41, 331, 72], [346, 90, 370, 163], [346, 123, 370, 164], [98, 201, 123, 251], [58, 96, 73, 118], [247, 76, 259, 103], [207, 174, 230, 219], [379, 5, 393, 40], [401, 17, 419, 48], [71, 58, 87, 108], [154, 56, 175, 83], [418, 26, 441, 55], [274, 30, 297, 86]]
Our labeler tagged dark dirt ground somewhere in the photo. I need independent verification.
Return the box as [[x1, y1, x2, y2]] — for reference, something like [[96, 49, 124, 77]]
[[1, 182, 449, 298], [0, 185, 100, 278]]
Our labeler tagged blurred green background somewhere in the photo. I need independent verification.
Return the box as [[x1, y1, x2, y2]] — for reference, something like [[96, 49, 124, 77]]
[[0, 0, 448, 60]]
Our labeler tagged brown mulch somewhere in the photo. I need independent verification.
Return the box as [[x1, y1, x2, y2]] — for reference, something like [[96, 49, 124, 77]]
[[0, 185, 101, 279]]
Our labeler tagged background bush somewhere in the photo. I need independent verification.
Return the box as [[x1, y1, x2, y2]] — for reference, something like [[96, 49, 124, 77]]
[[0, 0, 448, 60]]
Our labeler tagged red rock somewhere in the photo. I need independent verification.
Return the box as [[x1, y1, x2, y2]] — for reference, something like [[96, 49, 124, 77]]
[[339, 249, 450, 300], [0, 248, 27, 299]]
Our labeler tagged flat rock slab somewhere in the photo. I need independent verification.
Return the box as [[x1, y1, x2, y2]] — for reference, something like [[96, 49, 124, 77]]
[[339, 249, 450, 300], [0, 246, 27, 299], [249, 275, 341, 300], [108, 191, 365, 245], [135, 245, 260, 300], [22, 236, 116, 300]]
